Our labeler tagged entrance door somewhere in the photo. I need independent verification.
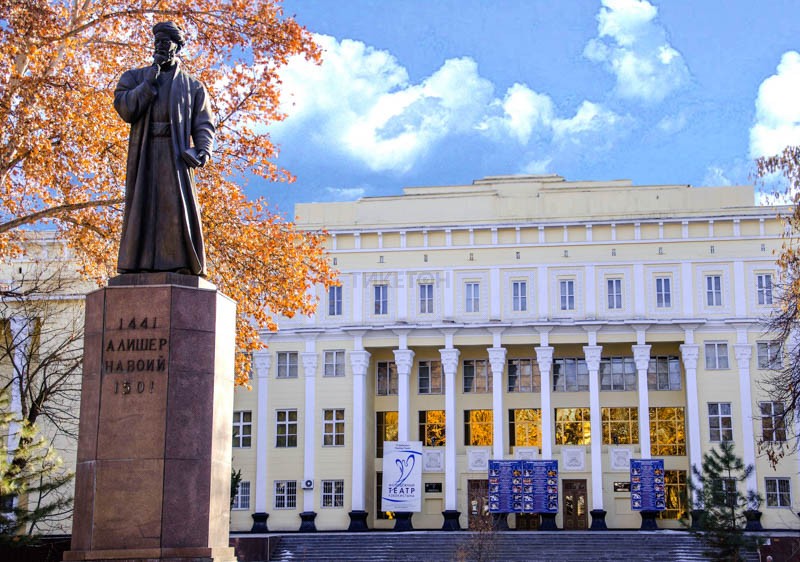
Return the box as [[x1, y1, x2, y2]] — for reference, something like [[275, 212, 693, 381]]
[[562, 479, 588, 530], [467, 479, 492, 530]]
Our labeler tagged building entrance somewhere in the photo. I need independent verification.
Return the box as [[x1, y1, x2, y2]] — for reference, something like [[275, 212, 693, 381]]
[[467, 479, 492, 530], [562, 479, 588, 530]]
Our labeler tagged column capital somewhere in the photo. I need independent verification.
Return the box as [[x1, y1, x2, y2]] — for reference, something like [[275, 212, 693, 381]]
[[300, 351, 318, 377], [350, 350, 371, 377], [253, 350, 272, 380], [583, 345, 602, 371], [680, 343, 699, 369], [393, 348, 415, 375], [439, 348, 461, 373], [733, 343, 753, 364], [535, 345, 554, 366], [631, 344, 652, 372], [487, 346, 507, 366]]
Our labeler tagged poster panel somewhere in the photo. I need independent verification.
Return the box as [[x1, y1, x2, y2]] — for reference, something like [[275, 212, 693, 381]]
[[488, 459, 558, 514], [630, 458, 666, 511], [381, 441, 423, 512]]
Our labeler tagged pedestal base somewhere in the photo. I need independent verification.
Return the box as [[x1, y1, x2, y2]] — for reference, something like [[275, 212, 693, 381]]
[[63, 546, 236, 562], [589, 509, 608, 530], [690, 509, 706, 530], [539, 512, 559, 531], [442, 510, 462, 531], [347, 510, 369, 532], [393, 511, 414, 531], [250, 512, 269, 533], [744, 509, 763, 531], [639, 510, 660, 530], [299, 511, 317, 532], [492, 513, 509, 531]]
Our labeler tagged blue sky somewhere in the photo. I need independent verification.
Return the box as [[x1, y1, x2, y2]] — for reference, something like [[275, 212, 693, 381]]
[[255, 0, 800, 215]]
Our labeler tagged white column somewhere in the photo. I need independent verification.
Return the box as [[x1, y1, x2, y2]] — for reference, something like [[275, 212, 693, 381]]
[[488, 347, 507, 459], [440, 347, 460, 511], [253, 351, 272, 514], [632, 344, 652, 459], [535, 345, 554, 459], [584, 344, 604, 511], [301, 350, 318, 513], [680, 343, 702, 505], [349, 350, 371, 512], [393, 348, 415, 441], [733, 343, 758, 497]]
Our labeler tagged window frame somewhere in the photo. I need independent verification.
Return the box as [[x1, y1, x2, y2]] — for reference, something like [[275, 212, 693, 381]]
[[376, 411, 398, 458], [757, 273, 773, 306], [323, 350, 346, 377], [328, 285, 342, 316], [655, 276, 672, 308], [559, 279, 575, 311], [508, 408, 541, 449], [765, 477, 791, 508], [707, 402, 733, 442], [232, 480, 250, 510], [321, 479, 345, 508], [601, 407, 639, 445], [756, 341, 782, 370], [607, 278, 622, 310], [759, 401, 786, 443], [232, 410, 252, 448], [704, 342, 730, 370], [276, 351, 298, 379], [465, 282, 480, 313], [275, 409, 298, 448], [462, 359, 492, 393], [552, 358, 589, 392], [599, 356, 637, 391], [418, 410, 446, 447], [376, 361, 398, 396], [512, 280, 527, 312], [554, 407, 591, 445], [274, 480, 297, 509], [322, 408, 345, 447], [705, 274, 722, 307], [373, 284, 389, 315], [419, 282, 434, 314], [649, 407, 686, 456], [463, 409, 494, 446], [418, 360, 443, 395], [647, 356, 682, 390], [507, 358, 540, 393]]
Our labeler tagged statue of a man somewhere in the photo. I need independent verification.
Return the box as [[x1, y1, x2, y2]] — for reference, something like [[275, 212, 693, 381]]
[[114, 21, 215, 276]]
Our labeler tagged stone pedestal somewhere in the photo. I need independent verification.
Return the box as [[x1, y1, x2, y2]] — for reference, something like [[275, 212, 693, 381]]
[[347, 510, 369, 531], [539, 513, 558, 531], [441, 510, 461, 531], [639, 510, 660, 530], [589, 509, 608, 530], [744, 509, 763, 531], [491, 513, 509, 531], [64, 274, 236, 562], [393, 512, 413, 531], [250, 513, 269, 533], [298, 511, 317, 532]]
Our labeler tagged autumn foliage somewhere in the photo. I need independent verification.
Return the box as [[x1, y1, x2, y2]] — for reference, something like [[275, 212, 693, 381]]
[[0, 1, 337, 384]]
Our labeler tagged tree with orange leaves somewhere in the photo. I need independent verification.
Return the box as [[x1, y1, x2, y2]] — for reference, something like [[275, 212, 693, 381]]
[[0, 1, 337, 384]]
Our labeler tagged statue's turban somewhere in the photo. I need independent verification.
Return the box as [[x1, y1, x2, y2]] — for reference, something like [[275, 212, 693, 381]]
[[152, 21, 186, 48]]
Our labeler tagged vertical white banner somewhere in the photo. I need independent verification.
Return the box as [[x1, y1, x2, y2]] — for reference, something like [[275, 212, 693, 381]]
[[381, 441, 423, 512]]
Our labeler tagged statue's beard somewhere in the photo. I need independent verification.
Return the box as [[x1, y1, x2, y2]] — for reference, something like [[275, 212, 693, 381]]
[[153, 49, 175, 68]]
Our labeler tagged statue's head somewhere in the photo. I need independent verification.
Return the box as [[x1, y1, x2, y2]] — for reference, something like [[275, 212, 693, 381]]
[[152, 21, 185, 67]]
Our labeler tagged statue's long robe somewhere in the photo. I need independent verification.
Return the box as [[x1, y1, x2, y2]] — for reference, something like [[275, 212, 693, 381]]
[[114, 63, 214, 275]]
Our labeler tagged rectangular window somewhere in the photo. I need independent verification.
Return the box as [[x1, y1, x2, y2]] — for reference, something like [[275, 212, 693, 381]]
[[507, 358, 540, 392], [512, 280, 527, 312], [376, 411, 398, 458], [649, 407, 686, 456], [705, 275, 722, 306], [419, 283, 434, 314], [323, 350, 345, 377], [232, 410, 252, 448], [560, 279, 575, 311], [757, 342, 782, 370], [274, 480, 297, 509], [599, 357, 637, 391], [232, 480, 250, 510], [508, 408, 541, 448], [321, 479, 345, 508], [601, 407, 639, 445], [713, 478, 738, 508], [708, 403, 733, 442], [418, 360, 443, 394], [704, 342, 729, 370], [657, 471, 688, 520], [464, 409, 493, 446], [276, 351, 298, 379], [275, 409, 298, 448], [552, 358, 589, 392], [376, 361, 398, 396], [656, 277, 672, 308], [647, 356, 681, 390], [607, 278, 622, 309], [465, 282, 480, 313], [322, 408, 345, 446], [374, 284, 388, 315], [555, 408, 591, 445], [462, 359, 492, 393], [328, 285, 342, 316], [757, 274, 773, 305], [760, 401, 786, 442], [765, 478, 791, 507], [418, 410, 446, 446]]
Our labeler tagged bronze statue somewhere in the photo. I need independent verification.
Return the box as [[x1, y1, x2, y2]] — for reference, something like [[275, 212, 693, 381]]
[[114, 21, 215, 276]]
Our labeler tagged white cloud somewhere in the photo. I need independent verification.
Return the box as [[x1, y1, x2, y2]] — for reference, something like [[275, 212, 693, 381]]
[[749, 51, 800, 158], [583, 0, 689, 103], [325, 186, 366, 201], [701, 165, 733, 187], [552, 101, 626, 148], [656, 112, 687, 134], [521, 157, 553, 175]]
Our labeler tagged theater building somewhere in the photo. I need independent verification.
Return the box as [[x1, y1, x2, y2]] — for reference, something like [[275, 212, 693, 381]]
[[229, 175, 800, 532]]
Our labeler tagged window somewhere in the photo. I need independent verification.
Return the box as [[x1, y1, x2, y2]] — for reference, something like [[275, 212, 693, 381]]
[[465, 282, 480, 313], [649, 407, 686, 456], [765, 478, 791, 507], [657, 471, 688, 520], [463, 359, 492, 393], [376, 411, 398, 458], [647, 356, 681, 390], [507, 358, 540, 392], [276, 351, 298, 378], [509, 408, 541, 448], [512, 280, 527, 312], [607, 278, 622, 309], [376, 361, 398, 396], [656, 277, 672, 308], [323, 350, 345, 377], [276, 409, 298, 448], [232, 410, 252, 448], [375, 472, 393, 520], [321, 479, 345, 508], [464, 409, 493, 446], [708, 403, 733, 442], [560, 279, 575, 310], [418, 410, 446, 446], [419, 283, 434, 314], [328, 285, 342, 316], [552, 358, 589, 392], [712, 478, 738, 508], [599, 357, 637, 391], [757, 342, 782, 370], [418, 360, 443, 394], [323, 408, 345, 446], [760, 401, 786, 442], [232, 481, 250, 510], [757, 274, 773, 305], [274, 480, 297, 509], [704, 342, 729, 370], [601, 407, 639, 445], [555, 408, 591, 445], [705, 275, 722, 306], [374, 284, 388, 315]]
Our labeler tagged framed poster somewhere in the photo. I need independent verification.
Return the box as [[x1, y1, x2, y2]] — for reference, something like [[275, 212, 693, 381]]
[[488, 459, 558, 514], [381, 441, 423, 512], [630, 459, 666, 511]]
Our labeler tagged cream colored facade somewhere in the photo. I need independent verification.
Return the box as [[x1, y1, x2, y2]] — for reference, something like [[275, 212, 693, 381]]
[[230, 175, 800, 533]]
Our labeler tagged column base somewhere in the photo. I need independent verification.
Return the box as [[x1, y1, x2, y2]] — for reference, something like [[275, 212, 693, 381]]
[[250, 512, 269, 533], [589, 509, 608, 530], [441, 510, 462, 531], [690, 509, 706, 530], [299, 511, 317, 532], [492, 513, 509, 531], [639, 510, 660, 530], [393, 511, 414, 531], [744, 509, 763, 531], [63, 547, 236, 561], [347, 510, 369, 532], [539, 512, 559, 531]]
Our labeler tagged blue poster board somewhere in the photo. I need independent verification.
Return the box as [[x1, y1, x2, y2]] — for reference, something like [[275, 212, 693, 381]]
[[488, 460, 558, 514], [630, 459, 666, 511]]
